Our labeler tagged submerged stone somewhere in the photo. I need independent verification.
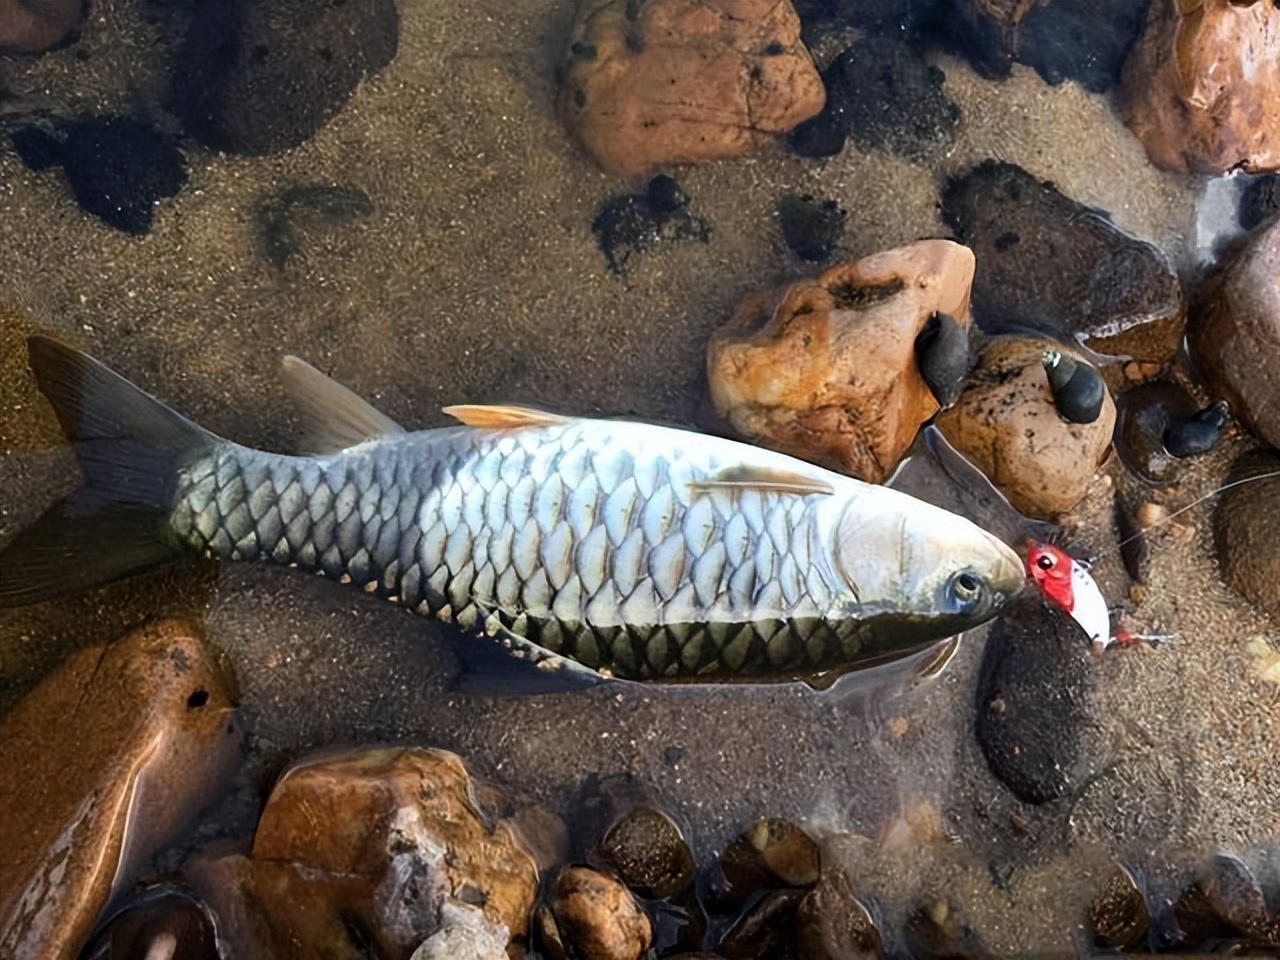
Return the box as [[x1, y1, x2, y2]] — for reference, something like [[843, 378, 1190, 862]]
[[542, 865, 653, 960], [0, 619, 238, 960], [720, 819, 821, 902], [596, 805, 696, 902], [592, 176, 711, 278], [974, 593, 1097, 804], [776, 194, 846, 262], [1213, 450, 1280, 619], [942, 160, 1183, 352]]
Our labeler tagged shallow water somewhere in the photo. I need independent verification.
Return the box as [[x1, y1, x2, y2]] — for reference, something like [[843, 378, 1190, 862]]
[[2, 0, 1278, 955]]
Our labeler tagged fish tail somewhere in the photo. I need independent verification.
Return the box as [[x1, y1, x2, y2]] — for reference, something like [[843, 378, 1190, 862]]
[[0, 336, 218, 606]]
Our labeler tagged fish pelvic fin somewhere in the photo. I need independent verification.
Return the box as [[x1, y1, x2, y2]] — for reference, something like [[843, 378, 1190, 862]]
[[0, 337, 216, 607], [280, 355, 405, 453]]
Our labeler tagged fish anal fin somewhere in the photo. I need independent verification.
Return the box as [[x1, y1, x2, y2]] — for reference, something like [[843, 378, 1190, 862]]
[[689, 465, 834, 497], [280, 356, 405, 453], [442, 404, 571, 430]]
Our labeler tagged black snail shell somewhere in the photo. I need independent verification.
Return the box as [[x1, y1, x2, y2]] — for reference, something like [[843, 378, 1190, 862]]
[[1163, 400, 1230, 459], [915, 312, 971, 409], [1116, 382, 1229, 486], [1041, 349, 1105, 424]]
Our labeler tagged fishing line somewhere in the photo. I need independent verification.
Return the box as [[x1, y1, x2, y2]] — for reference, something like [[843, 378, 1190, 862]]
[[1112, 469, 1280, 552]]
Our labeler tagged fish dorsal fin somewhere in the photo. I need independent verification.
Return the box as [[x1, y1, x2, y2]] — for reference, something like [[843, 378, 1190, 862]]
[[442, 403, 571, 430], [280, 356, 405, 453], [688, 465, 834, 497]]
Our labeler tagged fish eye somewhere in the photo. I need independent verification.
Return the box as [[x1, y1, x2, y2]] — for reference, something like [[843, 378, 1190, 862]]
[[1036, 554, 1055, 570], [946, 570, 987, 612]]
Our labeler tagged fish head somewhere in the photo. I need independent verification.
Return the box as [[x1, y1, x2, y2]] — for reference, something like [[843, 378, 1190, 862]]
[[834, 495, 1026, 626]]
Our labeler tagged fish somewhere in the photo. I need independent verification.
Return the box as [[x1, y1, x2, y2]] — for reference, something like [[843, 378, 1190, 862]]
[[0, 336, 1026, 685]]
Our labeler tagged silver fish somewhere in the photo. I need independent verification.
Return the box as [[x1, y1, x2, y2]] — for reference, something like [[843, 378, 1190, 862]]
[[0, 337, 1025, 684]]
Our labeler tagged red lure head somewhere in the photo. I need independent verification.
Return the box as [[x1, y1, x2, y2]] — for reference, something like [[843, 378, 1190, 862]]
[[1026, 541, 1076, 613]]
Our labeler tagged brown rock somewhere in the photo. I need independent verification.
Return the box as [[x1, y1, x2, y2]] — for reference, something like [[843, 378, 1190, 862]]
[[935, 338, 1116, 519], [1189, 217, 1280, 449], [0, 0, 83, 54], [1120, 0, 1280, 175], [720, 819, 821, 900], [795, 868, 885, 960], [559, 0, 824, 177], [242, 747, 537, 959], [545, 865, 652, 960], [1214, 450, 1280, 618], [0, 619, 238, 960], [597, 805, 696, 901], [708, 239, 975, 483]]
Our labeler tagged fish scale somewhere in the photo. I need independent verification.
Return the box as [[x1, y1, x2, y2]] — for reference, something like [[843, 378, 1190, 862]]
[[170, 421, 860, 680]]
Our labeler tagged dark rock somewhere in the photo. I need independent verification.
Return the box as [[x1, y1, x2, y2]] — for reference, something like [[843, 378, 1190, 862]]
[[1239, 173, 1280, 232], [544, 865, 652, 960], [60, 116, 187, 235], [596, 805, 696, 902], [942, 160, 1183, 349], [592, 176, 711, 278], [805, 36, 960, 164], [718, 888, 803, 960], [903, 898, 997, 960], [1089, 865, 1151, 951], [795, 868, 885, 960], [1189, 216, 1280, 449], [776, 194, 845, 262], [171, 0, 399, 155], [1014, 0, 1148, 94], [914, 311, 970, 408], [0, 0, 84, 54], [1174, 853, 1280, 949], [974, 593, 1097, 803], [80, 886, 219, 960], [720, 819, 821, 902], [258, 182, 374, 268], [10, 125, 64, 171], [0, 620, 238, 960], [786, 112, 847, 158], [1214, 449, 1280, 619], [1121, 0, 1280, 175]]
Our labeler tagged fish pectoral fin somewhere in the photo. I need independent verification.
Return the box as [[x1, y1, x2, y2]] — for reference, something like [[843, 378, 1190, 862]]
[[688, 465, 834, 497], [280, 356, 406, 453], [442, 403, 571, 430]]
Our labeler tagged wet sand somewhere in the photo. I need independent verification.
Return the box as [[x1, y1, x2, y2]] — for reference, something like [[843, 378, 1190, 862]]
[[1, 1, 1277, 953]]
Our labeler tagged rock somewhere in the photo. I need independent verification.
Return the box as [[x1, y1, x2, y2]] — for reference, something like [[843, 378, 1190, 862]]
[[903, 898, 997, 960], [592, 176, 711, 277], [1189, 217, 1280, 449], [941, 160, 1184, 360], [973, 593, 1098, 804], [0, 619, 238, 960], [708, 239, 975, 483], [543, 865, 652, 960], [411, 901, 510, 960], [720, 819, 821, 901], [1120, 0, 1280, 175], [240, 747, 537, 959], [0, 0, 83, 53], [935, 337, 1116, 520], [795, 868, 884, 960], [171, 0, 399, 155], [596, 805, 696, 901], [788, 35, 959, 163], [1174, 852, 1280, 949], [776, 194, 846, 262], [1013, 0, 1148, 94], [717, 888, 803, 960], [558, 0, 824, 177], [1214, 450, 1280, 618], [1089, 865, 1151, 951], [1239, 173, 1280, 231], [258, 182, 375, 269], [62, 116, 188, 235], [78, 886, 220, 960]]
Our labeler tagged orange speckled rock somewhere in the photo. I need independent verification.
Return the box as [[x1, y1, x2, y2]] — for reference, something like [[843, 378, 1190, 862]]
[[1120, 0, 1280, 175], [544, 866, 652, 960], [936, 338, 1116, 520], [0, 619, 238, 960], [708, 239, 974, 484], [559, 0, 824, 177], [243, 747, 537, 959]]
